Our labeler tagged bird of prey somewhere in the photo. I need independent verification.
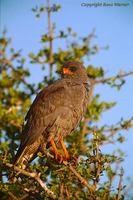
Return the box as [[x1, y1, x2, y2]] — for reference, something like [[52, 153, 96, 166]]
[[14, 60, 91, 169]]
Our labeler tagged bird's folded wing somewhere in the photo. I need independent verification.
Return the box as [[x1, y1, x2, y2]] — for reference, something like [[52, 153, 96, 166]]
[[17, 80, 71, 150]]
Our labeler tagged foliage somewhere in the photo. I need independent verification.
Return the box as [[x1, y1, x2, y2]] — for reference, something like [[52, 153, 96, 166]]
[[0, 1, 133, 199]]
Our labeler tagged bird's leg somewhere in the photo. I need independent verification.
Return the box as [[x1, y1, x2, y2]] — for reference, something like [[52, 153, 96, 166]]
[[50, 138, 63, 163], [50, 138, 58, 160], [60, 138, 69, 160], [60, 138, 78, 164]]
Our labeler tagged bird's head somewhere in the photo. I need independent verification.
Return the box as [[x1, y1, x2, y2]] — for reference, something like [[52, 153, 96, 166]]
[[62, 60, 88, 82]]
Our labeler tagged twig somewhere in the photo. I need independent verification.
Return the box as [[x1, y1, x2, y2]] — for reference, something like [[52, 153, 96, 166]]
[[93, 118, 133, 145], [20, 77, 36, 94], [1, 55, 36, 94], [81, 117, 92, 135], [4, 159, 94, 198], [47, 0, 54, 80], [47, 153, 95, 193], [4, 163, 57, 200], [93, 127, 101, 191], [47, 152, 95, 194], [7, 64, 36, 94], [117, 168, 123, 200], [8, 191, 20, 200], [63, 161, 95, 193], [20, 194, 29, 200], [94, 117, 133, 135], [124, 182, 133, 196], [94, 71, 133, 85]]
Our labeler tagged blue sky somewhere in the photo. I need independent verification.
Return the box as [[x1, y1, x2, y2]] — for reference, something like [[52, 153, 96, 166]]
[[1, 0, 133, 188]]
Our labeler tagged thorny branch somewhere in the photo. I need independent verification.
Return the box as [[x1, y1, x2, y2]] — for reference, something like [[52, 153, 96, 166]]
[[4, 163, 57, 200], [63, 161, 95, 192], [4, 159, 95, 199], [47, 152, 95, 193], [47, 153, 94, 192]]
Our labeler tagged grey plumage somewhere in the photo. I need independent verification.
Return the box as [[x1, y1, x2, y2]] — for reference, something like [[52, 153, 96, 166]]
[[13, 60, 91, 169]]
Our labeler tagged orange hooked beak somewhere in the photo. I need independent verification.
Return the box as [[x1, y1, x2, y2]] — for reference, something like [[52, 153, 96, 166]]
[[63, 68, 73, 75]]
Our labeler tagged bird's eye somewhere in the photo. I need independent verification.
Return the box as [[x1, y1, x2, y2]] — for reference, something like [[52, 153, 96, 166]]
[[69, 66, 77, 72]]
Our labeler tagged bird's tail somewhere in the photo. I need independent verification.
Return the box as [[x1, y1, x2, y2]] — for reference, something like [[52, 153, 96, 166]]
[[10, 147, 29, 182], [13, 134, 45, 166], [10, 136, 46, 182]]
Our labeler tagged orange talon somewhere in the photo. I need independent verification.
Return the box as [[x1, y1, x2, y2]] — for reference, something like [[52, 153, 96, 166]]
[[50, 138, 64, 163], [50, 138, 59, 160], [50, 138, 70, 163], [60, 138, 69, 160], [59, 155, 63, 163]]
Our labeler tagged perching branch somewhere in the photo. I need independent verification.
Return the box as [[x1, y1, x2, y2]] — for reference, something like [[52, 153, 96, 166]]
[[46, 152, 95, 194], [4, 158, 95, 198], [4, 163, 57, 200]]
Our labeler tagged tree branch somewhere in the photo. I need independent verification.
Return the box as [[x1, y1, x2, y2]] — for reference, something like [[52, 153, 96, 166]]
[[94, 71, 133, 85], [47, 0, 54, 80], [63, 161, 95, 193], [92, 127, 101, 191], [7, 191, 19, 200], [46, 152, 95, 194], [117, 168, 123, 200], [95, 117, 133, 134], [4, 159, 95, 198], [4, 163, 57, 200]]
